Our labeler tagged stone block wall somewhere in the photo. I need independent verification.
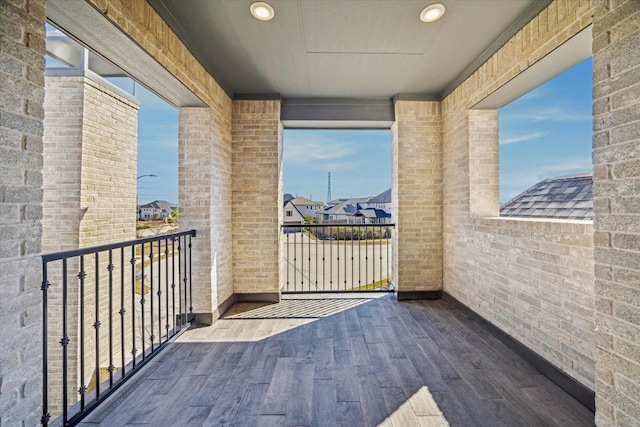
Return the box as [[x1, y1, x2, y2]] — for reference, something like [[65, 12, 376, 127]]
[[231, 100, 283, 297], [592, 0, 640, 425], [0, 0, 46, 425], [442, 0, 596, 390], [392, 101, 443, 293]]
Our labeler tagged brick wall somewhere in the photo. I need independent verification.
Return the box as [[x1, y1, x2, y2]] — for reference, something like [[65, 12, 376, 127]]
[[392, 101, 443, 293], [43, 75, 138, 251], [42, 76, 84, 252], [41, 74, 139, 418], [442, 0, 596, 390], [592, 0, 640, 425], [79, 77, 138, 245], [179, 106, 233, 319], [232, 100, 282, 296], [0, 0, 46, 425], [88, 0, 236, 317]]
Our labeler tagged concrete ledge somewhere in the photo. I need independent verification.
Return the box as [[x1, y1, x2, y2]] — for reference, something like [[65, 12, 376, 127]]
[[215, 292, 281, 318], [193, 312, 213, 326], [396, 290, 442, 300], [236, 292, 280, 303], [442, 292, 595, 412], [216, 293, 237, 319]]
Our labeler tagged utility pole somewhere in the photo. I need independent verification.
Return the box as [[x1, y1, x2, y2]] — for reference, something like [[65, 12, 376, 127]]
[[136, 174, 157, 220], [327, 172, 331, 203]]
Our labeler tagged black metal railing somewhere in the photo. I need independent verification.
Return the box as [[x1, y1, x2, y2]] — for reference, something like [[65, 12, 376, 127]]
[[281, 223, 394, 292], [41, 230, 196, 426]]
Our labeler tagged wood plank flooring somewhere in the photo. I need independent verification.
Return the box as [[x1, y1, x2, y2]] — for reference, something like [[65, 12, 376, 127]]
[[78, 294, 595, 427]]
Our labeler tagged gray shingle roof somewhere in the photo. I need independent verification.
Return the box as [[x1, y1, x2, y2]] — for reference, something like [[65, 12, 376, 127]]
[[140, 200, 177, 212], [369, 188, 391, 204], [500, 174, 593, 220]]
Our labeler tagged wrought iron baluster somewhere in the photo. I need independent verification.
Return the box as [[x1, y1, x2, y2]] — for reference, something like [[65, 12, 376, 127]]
[[130, 247, 137, 369], [41, 262, 51, 427], [62, 259, 69, 424], [286, 231, 290, 291], [79, 256, 86, 409], [149, 243, 154, 353], [171, 237, 176, 336], [140, 244, 146, 360], [188, 233, 193, 322], [164, 238, 170, 345], [177, 237, 182, 330], [94, 253, 101, 400], [120, 247, 126, 379], [108, 249, 114, 388]]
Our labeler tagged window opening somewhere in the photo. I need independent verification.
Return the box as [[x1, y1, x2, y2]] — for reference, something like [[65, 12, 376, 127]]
[[499, 57, 593, 220]]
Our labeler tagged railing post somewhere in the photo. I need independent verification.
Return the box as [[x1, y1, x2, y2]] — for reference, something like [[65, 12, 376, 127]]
[[41, 263, 51, 427]]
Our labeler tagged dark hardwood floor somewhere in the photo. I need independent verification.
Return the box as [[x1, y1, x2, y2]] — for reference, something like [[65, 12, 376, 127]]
[[78, 294, 595, 427]]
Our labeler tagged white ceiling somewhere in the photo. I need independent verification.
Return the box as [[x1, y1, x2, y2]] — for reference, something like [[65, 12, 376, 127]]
[[148, 0, 550, 99]]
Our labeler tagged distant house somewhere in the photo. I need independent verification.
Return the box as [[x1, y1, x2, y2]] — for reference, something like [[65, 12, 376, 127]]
[[288, 197, 324, 220], [138, 200, 178, 220], [320, 198, 370, 223], [320, 188, 392, 224], [368, 188, 391, 211], [319, 188, 393, 224], [283, 200, 306, 232], [353, 207, 392, 224], [500, 174, 593, 220]]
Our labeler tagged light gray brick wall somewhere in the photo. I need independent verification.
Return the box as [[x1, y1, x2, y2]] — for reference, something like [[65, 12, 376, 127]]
[[41, 74, 139, 418], [231, 100, 282, 296], [78, 77, 138, 246], [84, 0, 235, 317], [393, 100, 443, 292], [0, 0, 46, 425], [42, 76, 83, 252], [592, 1, 640, 425], [442, 0, 596, 391], [179, 105, 233, 319]]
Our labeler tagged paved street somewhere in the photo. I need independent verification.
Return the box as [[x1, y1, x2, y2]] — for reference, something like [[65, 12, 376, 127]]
[[282, 232, 392, 292]]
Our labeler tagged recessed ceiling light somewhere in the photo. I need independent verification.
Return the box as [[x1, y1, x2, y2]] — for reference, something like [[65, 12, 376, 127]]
[[420, 4, 445, 23], [250, 2, 275, 21]]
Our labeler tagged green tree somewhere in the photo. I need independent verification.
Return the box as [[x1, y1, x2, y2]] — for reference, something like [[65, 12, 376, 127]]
[[168, 209, 179, 224]]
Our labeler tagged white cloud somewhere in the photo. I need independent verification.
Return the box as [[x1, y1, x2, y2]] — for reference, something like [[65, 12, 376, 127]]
[[500, 131, 547, 145], [284, 134, 357, 165]]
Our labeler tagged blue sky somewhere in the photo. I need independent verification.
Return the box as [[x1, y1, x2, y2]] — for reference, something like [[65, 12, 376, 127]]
[[499, 57, 593, 202], [125, 59, 591, 206], [283, 129, 391, 202], [134, 85, 179, 204]]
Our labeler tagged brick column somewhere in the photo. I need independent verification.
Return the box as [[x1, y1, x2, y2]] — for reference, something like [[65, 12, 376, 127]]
[[468, 109, 499, 218], [392, 101, 443, 298], [179, 105, 233, 323], [43, 75, 138, 252], [592, 1, 640, 425], [0, 0, 46, 425], [232, 100, 283, 300]]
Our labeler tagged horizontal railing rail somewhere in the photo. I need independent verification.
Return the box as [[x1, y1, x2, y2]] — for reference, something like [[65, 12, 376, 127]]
[[281, 223, 394, 293], [41, 230, 196, 426]]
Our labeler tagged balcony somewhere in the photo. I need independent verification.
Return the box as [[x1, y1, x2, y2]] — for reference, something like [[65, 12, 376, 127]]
[[41, 229, 593, 426], [72, 293, 593, 426], [4, 1, 640, 426]]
